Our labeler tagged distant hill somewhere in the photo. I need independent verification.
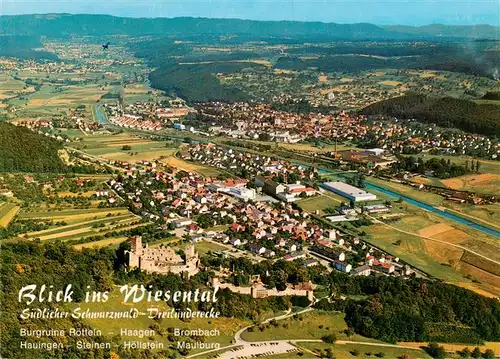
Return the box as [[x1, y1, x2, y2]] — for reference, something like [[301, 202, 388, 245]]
[[1, 14, 498, 40], [0, 122, 66, 172], [385, 24, 500, 40], [362, 94, 500, 136]]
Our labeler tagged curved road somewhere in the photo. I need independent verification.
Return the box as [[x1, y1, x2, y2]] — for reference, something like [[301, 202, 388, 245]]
[[187, 304, 428, 359]]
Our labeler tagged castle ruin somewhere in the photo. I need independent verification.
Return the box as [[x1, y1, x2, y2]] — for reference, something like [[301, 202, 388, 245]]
[[126, 236, 200, 277]]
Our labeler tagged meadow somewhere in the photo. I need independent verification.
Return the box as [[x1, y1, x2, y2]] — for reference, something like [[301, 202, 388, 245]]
[[161, 156, 221, 177], [74, 132, 180, 163], [296, 194, 342, 215], [298, 342, 432, 359], [360, 204, 500, 297], [240, 311, 369, 343], [70, 289, 251, 354]]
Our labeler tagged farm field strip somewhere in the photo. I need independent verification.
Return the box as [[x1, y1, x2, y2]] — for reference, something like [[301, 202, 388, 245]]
[[72, 236, 129, 250], [0, 202, 20, 227], [18, 207, 129, 219], [25, 213, 136, 237], [57, 221, 148, 242], [298, 342, 431, 359]]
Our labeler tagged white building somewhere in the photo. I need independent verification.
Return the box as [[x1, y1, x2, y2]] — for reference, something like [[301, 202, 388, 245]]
[[322, 181, 377, 202]]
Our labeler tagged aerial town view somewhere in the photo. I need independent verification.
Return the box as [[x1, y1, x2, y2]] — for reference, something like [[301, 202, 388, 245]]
[[0, 1, 499, 359]]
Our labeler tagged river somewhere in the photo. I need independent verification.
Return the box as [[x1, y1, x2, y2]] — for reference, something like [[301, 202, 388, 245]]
[[94, 104, 107, 124], [292, 160, 500, 238]]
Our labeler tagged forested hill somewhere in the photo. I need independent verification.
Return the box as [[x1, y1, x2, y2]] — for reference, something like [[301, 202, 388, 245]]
[[385, 24, 500, 39], [362, 94, 500, 137], [0, 122, 66, 173], [0, 14, 498, 40], [0, 35, 58, 61]]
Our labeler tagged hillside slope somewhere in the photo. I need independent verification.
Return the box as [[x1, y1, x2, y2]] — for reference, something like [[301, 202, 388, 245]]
[[0, 122, 66, 173], [362, 94, 500, 136]]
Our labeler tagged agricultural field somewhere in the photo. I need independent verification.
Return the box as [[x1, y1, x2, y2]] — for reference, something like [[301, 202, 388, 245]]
[[73, 132, 180, 163], [18, 207, 130, 220], [0, 73, 35, 100], [23, 212, 140, 241], [5, 82, 109, 119], [72, 236, 129, 250], [441, 173, 500, 196], [296, 194, 342, 215], [161, 156, 221, 177], [122, 83, 167, 103], [442, 203, 499, 230], [299, 342, 432, 359], [0, 202, 20, 227], [15, 206, 148, 243], [400, 342, 500, 357], [69, 289, 251, 354], [360, 215, 466, 282], [360, 203, 500, 297]]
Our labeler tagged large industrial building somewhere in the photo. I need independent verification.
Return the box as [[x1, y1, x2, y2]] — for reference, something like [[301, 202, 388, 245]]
[[322, 181, 377, 202]]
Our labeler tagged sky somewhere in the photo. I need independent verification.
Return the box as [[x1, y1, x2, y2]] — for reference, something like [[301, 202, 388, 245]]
[[1, 0, 499, 26]]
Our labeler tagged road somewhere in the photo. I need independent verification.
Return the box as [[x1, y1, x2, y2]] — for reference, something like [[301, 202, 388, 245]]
[[188, 304, 428, 359]]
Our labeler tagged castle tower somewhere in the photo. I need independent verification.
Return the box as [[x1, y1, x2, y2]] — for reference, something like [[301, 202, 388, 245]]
[[128, 236, 143, 256], [185, 243, 197, 259]]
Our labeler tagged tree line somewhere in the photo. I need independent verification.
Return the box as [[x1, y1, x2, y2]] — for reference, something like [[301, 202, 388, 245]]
[[362, 94, 500, 136]]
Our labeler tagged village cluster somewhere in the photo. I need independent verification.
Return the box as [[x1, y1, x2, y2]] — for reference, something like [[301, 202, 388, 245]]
[[180, 101, 498, 159], [104, 101, 191, 132], [105, 158, 417, 294]]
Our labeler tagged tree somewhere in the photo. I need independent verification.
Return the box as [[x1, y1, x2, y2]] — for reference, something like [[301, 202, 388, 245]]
[[121, 145, 132, 151], [426, 343, 446, 359], [483, 349, 495, 359], [475, 161, 481, 172], [325, 348, 335, 359], [321, 333, 337, 344], [459, 347, 471, 358], [471, 347, 481, 358]]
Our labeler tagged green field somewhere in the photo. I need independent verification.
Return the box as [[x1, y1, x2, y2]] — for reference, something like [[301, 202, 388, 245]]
[[298, 342, 432, 359], [25, 213, 139, 241], [15, 207, 147, 242], [18, 207, 130, 219], [367, 177, 444, 206], [0, 202, 20, 227], [240, 311, 371, 343], [72, 236, 129, 250], [360, 217, 466, 282], [297, 194, 343, 215], [73, 132, 179, 163], [401, 154, 499, 176], [194, 240, 228, 255], [70, 289, 250, 354]]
